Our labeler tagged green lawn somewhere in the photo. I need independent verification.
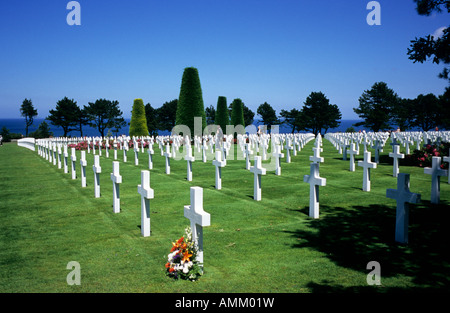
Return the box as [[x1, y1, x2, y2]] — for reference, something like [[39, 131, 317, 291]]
[[0, 138, 449, 293]]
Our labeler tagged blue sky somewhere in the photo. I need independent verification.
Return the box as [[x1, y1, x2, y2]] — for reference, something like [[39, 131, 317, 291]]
[[0, 0, 448, 119]]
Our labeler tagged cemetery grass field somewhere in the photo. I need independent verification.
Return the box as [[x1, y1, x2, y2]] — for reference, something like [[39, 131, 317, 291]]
[[0, 139, 449, 293]]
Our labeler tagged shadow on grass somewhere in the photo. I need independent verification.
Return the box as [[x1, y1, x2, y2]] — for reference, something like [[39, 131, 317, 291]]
[[285, 201, 450, 291]]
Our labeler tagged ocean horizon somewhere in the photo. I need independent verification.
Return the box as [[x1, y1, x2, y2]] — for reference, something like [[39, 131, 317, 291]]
[[0, 118, 394, 138]]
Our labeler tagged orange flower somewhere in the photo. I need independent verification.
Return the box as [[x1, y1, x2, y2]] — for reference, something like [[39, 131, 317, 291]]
[[169, 267, 175, 273], [182, 251, 193, 263], [165, 262, 170, 268]]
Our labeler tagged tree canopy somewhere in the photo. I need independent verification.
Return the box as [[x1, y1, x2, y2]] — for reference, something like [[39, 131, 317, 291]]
[[20, 98, 38, 136], [300, 92, 341, 135], [408, 0, 450, 82], [85, 98, 125, 137], [257, 102, 279, 131], [215, 96, 229, 131], [353, 82, 399, 132], [47, 97, 79, 137]]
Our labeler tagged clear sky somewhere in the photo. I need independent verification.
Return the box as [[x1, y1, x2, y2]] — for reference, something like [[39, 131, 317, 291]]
[[0, 0, 448, 119]]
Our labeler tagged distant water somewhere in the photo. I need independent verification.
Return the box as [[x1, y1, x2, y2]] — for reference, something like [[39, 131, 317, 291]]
[[0, 118, 371, 137]]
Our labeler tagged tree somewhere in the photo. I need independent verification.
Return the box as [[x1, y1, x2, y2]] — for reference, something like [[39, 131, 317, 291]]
[[243, 104, 255, 127], [438, 87, 450, 129], [280, 108, 302, 133], [391, 98, 414, 131], [257, 102, 279, 131], [215, 96, 229, 130], [20, 98, 38, 136], [29, 121, 53, 138], [145, 103, 159, 136], [300, 92, 341, 135], [176, 67, 206, 135], [230, 98, 245, 128], [229, 102, 254, 127], [205, 105, 216, 125], [353, 82, 399, 132], [407, 0, 450, 82], [85, 98, 124, 137], [47, 97, 79, 137], [157, 99, 178, 132], [75, 105, 90, 137], [410, 93, 441, 131], [129, 99, 149, 137]]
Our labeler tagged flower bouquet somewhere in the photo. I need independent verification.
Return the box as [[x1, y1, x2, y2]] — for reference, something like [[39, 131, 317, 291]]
[[165, 227, 203, 281]]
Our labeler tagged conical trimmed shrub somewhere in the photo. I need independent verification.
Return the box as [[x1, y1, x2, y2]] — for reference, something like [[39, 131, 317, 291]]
[[176, 67, 206, 135], [129, 98, 149, 137], [230, 98, 245, 127], [215, 96, 229, 132]]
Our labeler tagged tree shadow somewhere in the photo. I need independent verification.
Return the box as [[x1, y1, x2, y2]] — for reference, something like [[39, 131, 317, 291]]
[[285, 201, 450, 290]]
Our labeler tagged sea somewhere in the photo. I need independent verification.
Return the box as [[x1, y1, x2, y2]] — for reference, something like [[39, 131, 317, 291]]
[[0, 118, 370, 137]]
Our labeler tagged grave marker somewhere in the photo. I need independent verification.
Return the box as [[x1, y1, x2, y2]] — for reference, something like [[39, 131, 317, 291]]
[[389, 144, 405, 177], [303, 162, 326, 219], [111, 161, 122, 214], [386, 173, 421, 244], [249, 156, 266, 201], [93, 155, 102, 198], [80, 151, 87, 188], [358, 151, 377, 192], [184, 186, 210, 265], [137, 170, 154, 237], [424, 156, 448, 204], [212, 150, 226, 190]]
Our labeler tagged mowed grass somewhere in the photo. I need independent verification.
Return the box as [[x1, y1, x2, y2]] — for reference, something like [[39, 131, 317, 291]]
[[0, 138, 449, 293]]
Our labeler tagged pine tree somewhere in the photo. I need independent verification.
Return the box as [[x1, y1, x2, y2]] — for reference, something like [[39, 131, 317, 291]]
[[176, 67, 206, 136], [129, 99, 149, 137]]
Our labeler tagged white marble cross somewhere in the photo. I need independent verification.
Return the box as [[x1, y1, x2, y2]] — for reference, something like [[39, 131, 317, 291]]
[[284, 138, 293, 163], [386, 173, 421, 244], [303, 162, 326, 219], [70, 147, 77, 180], [309, 146, 324, 164], [147, 145, 154, 170], [212, 150, 226, 190], [163, 143, 172, 174], [111, 161, 122, 214], [244, 143, 254, 170], [80, 150, 87, 188], [57, 145, 62, 169], [137, 170, 154, 237], [105, 140, 109, 158], [113, 141, 118, 160], [52, 144, 57, 166], [184, 186, 210, 264], [424, 156, 448, 204], [250, 156, 266, 201], [272, 144, 284, 176], [389, 144, 405, 177], [184, 138, 195, 181], [134, 141, 139, 166], [63, 145, 69, 174], [372, 140, 383, 164], [358, 151, 377, 192], [348, 142, 359, 172], [123, 141, 128, 163], [93, 155, 102, 198]]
